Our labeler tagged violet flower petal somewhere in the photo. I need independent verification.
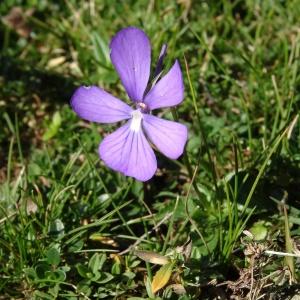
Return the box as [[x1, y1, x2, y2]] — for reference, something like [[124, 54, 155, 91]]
[[99, 121, 157, 181], [110, 27, 151, 102], [143, 114, 188, 159], [144, 60, 184, 110], [71, 86, 132, 123]]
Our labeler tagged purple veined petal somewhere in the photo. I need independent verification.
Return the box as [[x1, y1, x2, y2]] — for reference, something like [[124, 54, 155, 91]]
[[110, 27, 151, 102], [99, 121, 157, 181], [71, 86, 133, 123], [142, 114, 188, 159], [143, 60, 184, 110]]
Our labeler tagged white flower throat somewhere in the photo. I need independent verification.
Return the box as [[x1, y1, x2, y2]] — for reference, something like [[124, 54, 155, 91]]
[[130, 110, 143, 132]]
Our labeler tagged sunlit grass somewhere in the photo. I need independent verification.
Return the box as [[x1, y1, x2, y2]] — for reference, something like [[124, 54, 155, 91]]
[[1, 0, 300, 299]]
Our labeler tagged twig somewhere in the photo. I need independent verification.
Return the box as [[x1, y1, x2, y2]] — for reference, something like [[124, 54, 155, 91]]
[[119, 212, 173, 256], [0, 212, 17, 225], [265, 250, 300, 258]]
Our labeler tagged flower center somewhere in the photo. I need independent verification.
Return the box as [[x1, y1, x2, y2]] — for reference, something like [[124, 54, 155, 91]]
[[136, 102, 149, 113], [130, 110, 143, 132]]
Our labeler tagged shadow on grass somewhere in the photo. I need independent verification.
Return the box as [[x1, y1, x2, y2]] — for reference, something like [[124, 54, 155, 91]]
[[0, 54, 76, 104], [0, 53, 77, 168], [269, 284, 300, 300], [227, 156, 300, 214]]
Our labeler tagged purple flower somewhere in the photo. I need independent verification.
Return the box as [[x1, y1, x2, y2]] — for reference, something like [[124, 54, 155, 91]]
[[71, 27, 188, 182]]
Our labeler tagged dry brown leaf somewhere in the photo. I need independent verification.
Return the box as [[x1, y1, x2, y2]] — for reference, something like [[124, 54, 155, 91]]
[[134, 250, 170, 265], [151, 262, 174, 294], [2, 7, 34, 38]]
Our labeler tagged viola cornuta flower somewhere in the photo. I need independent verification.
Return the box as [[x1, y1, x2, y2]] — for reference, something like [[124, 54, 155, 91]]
[[71, 27, 188, 181]]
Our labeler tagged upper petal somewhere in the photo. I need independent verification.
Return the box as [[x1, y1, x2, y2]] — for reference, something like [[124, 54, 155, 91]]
[[142, 114, 188, 159], [110, 27, 151, 102], [70, 86, 132, 123], [99, 121, 157, 181], [143, 60, 184, 110]]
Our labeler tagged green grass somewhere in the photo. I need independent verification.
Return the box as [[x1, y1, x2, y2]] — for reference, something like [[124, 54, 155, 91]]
[[1, 0, 300, 299]]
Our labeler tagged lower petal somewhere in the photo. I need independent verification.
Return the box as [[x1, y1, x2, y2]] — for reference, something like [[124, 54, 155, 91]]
[[142, 114, 188, 159], [99, 122, 157, 181]]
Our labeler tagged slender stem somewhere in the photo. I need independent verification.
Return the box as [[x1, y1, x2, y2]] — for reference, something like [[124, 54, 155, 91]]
[[183, 55, 219, 204], [171, 108, 208, 208], [185, 165, 210, 254], [162, 196, 180, 253]]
